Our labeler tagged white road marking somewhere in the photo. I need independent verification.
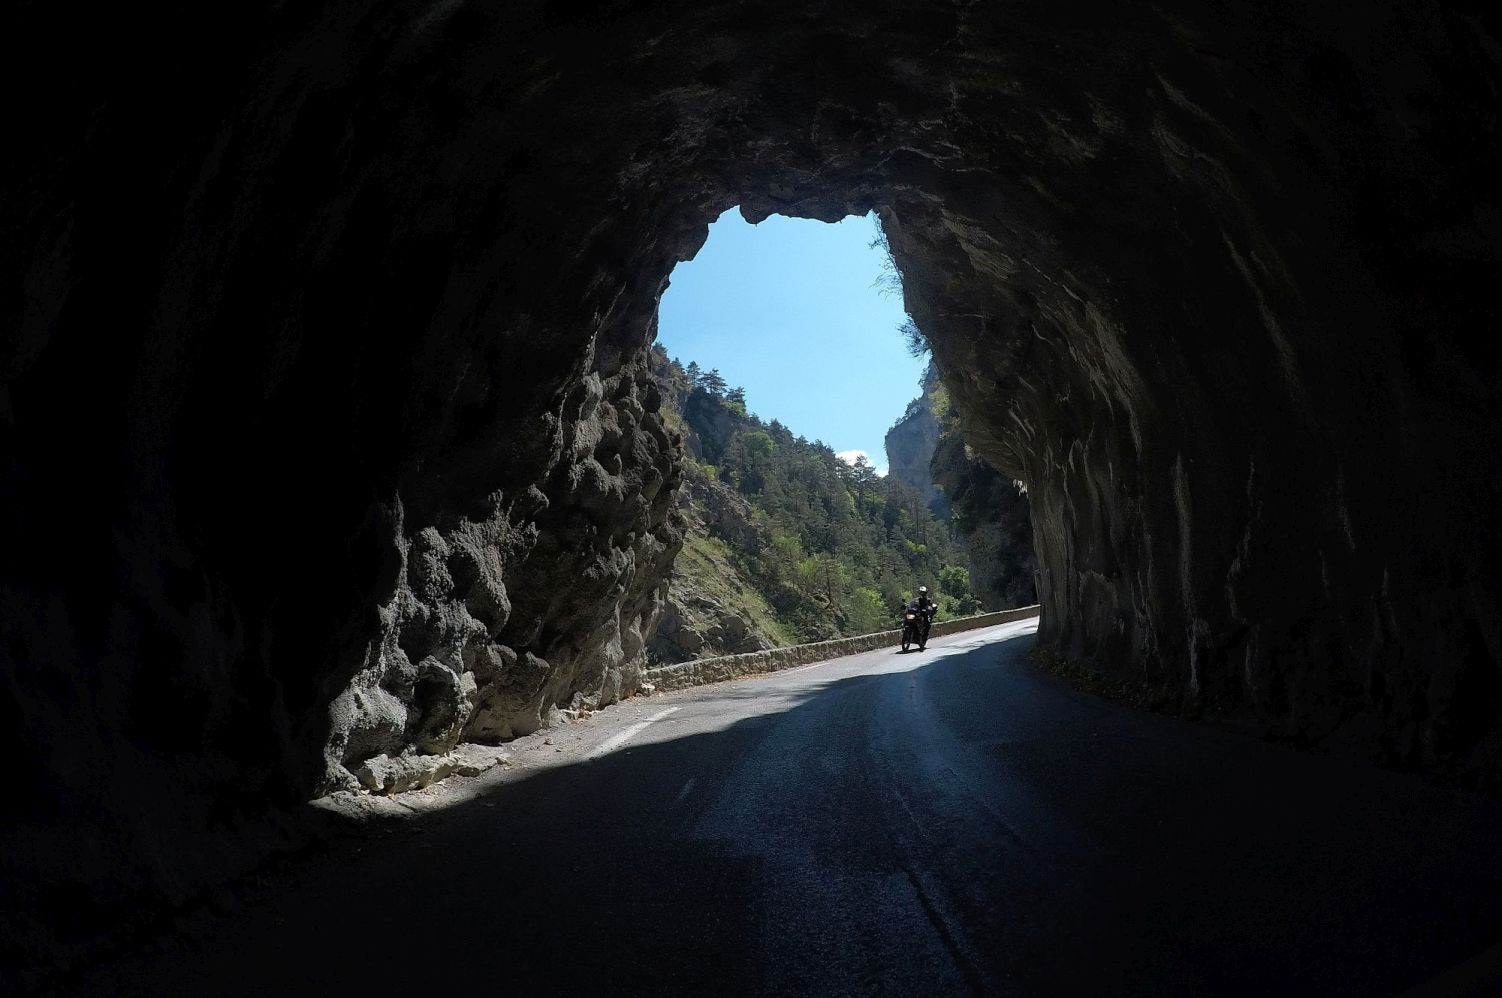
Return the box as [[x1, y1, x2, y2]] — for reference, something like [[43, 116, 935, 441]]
[[766, 658, 843, 678], [586, 706, 680, 760], [674, 778, 697, 804]]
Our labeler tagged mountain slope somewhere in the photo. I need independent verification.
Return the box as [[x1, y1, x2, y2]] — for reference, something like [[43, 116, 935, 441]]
[[648, 347, 982, 663]]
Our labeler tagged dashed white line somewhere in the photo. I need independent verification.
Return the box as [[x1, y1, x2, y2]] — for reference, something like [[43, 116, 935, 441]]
[[673, 777, 698, 804], [586, 706, 680, 760]]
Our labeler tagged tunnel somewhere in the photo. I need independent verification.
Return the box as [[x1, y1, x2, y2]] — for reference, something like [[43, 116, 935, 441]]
[[3, 0, 1501, 986]]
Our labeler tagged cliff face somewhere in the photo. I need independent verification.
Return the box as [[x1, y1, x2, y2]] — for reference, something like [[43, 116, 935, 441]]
[[883, 365, 944, 514], [890, 365, 1036, 609], [930, 427, 1038, 611], [5, 0, 1502, 978], [323, 355, 683, 792], [680, 389, 740, 465]]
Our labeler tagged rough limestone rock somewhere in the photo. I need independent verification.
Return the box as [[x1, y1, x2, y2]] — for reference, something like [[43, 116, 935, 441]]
[[930, 422, 1039, 611], [681, 389, 740, 464], [3, 0, 1500, 983], [684, 474, 762, 555], [884, 364, 946, 514], [314, 358, 681, 793], [354, 744, 511, 795], [648, 588, 775, 663]]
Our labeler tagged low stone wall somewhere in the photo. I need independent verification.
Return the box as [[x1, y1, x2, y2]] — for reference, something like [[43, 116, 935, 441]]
[[644, 605, 1041, 692]]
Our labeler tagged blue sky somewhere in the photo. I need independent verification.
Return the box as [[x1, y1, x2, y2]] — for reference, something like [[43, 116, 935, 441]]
[[656, 208, 927, 474]]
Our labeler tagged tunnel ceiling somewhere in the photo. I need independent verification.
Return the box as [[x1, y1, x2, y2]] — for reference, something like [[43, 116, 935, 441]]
[[3, 0, 1501, 965]]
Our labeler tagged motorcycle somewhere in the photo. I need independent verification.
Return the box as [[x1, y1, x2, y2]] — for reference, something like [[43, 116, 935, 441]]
[[900, 602, 933, 652]]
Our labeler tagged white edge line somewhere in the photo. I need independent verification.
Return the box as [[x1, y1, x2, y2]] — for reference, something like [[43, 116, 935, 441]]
[[586, 706, 680, 760]]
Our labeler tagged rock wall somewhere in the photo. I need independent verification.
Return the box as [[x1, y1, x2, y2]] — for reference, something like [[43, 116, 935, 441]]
[[651, 597, 772, 663], [323, 354, 682, 793], [680, 389, 740, 465], [884, 363, 945, 513], [866, 8, 1502, 787], [4, 0, 1501, 979], [930, 426, 1038, 611]]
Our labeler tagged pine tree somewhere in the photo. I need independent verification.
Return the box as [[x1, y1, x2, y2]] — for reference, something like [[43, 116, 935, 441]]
[[701, 368, 728, 395], [727, 385, 746, 406], [850, 454, 880, 506], [685, 361, 702, 385]]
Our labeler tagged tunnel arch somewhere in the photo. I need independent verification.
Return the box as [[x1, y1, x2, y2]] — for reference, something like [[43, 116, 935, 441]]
[[4, 0, 1501, 950]]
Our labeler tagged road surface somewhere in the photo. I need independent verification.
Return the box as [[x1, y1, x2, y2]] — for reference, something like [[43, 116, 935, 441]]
[[61, 621, 1502, 996]]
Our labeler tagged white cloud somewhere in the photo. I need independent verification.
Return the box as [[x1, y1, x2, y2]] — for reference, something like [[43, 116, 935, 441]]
[[836, 450, 888, 476]]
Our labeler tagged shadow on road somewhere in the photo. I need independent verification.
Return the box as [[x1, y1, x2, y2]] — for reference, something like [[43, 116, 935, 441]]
[[44, 634, 1502, 997]]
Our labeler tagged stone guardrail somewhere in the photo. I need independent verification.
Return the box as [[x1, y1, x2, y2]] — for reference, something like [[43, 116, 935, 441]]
[[643, 604, 1042, 693]]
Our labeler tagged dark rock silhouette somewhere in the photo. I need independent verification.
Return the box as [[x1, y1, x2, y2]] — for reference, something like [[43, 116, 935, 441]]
[[930, 425, 1038, 612], [3, 0, 1500, 985]]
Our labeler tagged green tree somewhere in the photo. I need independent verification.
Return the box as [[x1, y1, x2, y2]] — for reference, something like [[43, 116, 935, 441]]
[[701, 368, 727, 395], [849, 454, 880, 505], [938, 564, 984, 615], [742, 430, 774, 456], [845, 587, 890, 635], [938, 563, 970, 598]]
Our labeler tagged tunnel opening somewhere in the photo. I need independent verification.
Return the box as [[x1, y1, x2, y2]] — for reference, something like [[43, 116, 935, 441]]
[[644, 203, 1028, 664], [657, 206, 926, 477], [314, 194, 1051, 795]]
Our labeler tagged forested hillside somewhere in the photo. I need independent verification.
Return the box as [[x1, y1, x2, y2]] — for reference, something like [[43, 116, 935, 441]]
[[648, 346, 984, 663]]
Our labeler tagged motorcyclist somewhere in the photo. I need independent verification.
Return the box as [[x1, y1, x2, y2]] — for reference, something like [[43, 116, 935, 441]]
[[907, 585, 938, 643]]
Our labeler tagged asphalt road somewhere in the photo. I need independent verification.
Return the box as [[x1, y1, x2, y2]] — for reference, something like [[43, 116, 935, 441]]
[[64, 621, 1502, 996]]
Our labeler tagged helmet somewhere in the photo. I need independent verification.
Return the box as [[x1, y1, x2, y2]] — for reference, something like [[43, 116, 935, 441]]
[[917, 586, 928, 595]]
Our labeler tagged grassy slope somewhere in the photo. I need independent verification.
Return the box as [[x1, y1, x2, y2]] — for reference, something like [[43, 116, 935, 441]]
[[672, 527, 797, 650]]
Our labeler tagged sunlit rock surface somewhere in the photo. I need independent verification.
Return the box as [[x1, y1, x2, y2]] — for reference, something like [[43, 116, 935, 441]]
[[884, 364, 945, 513], [4, 0, 1500, 982]]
